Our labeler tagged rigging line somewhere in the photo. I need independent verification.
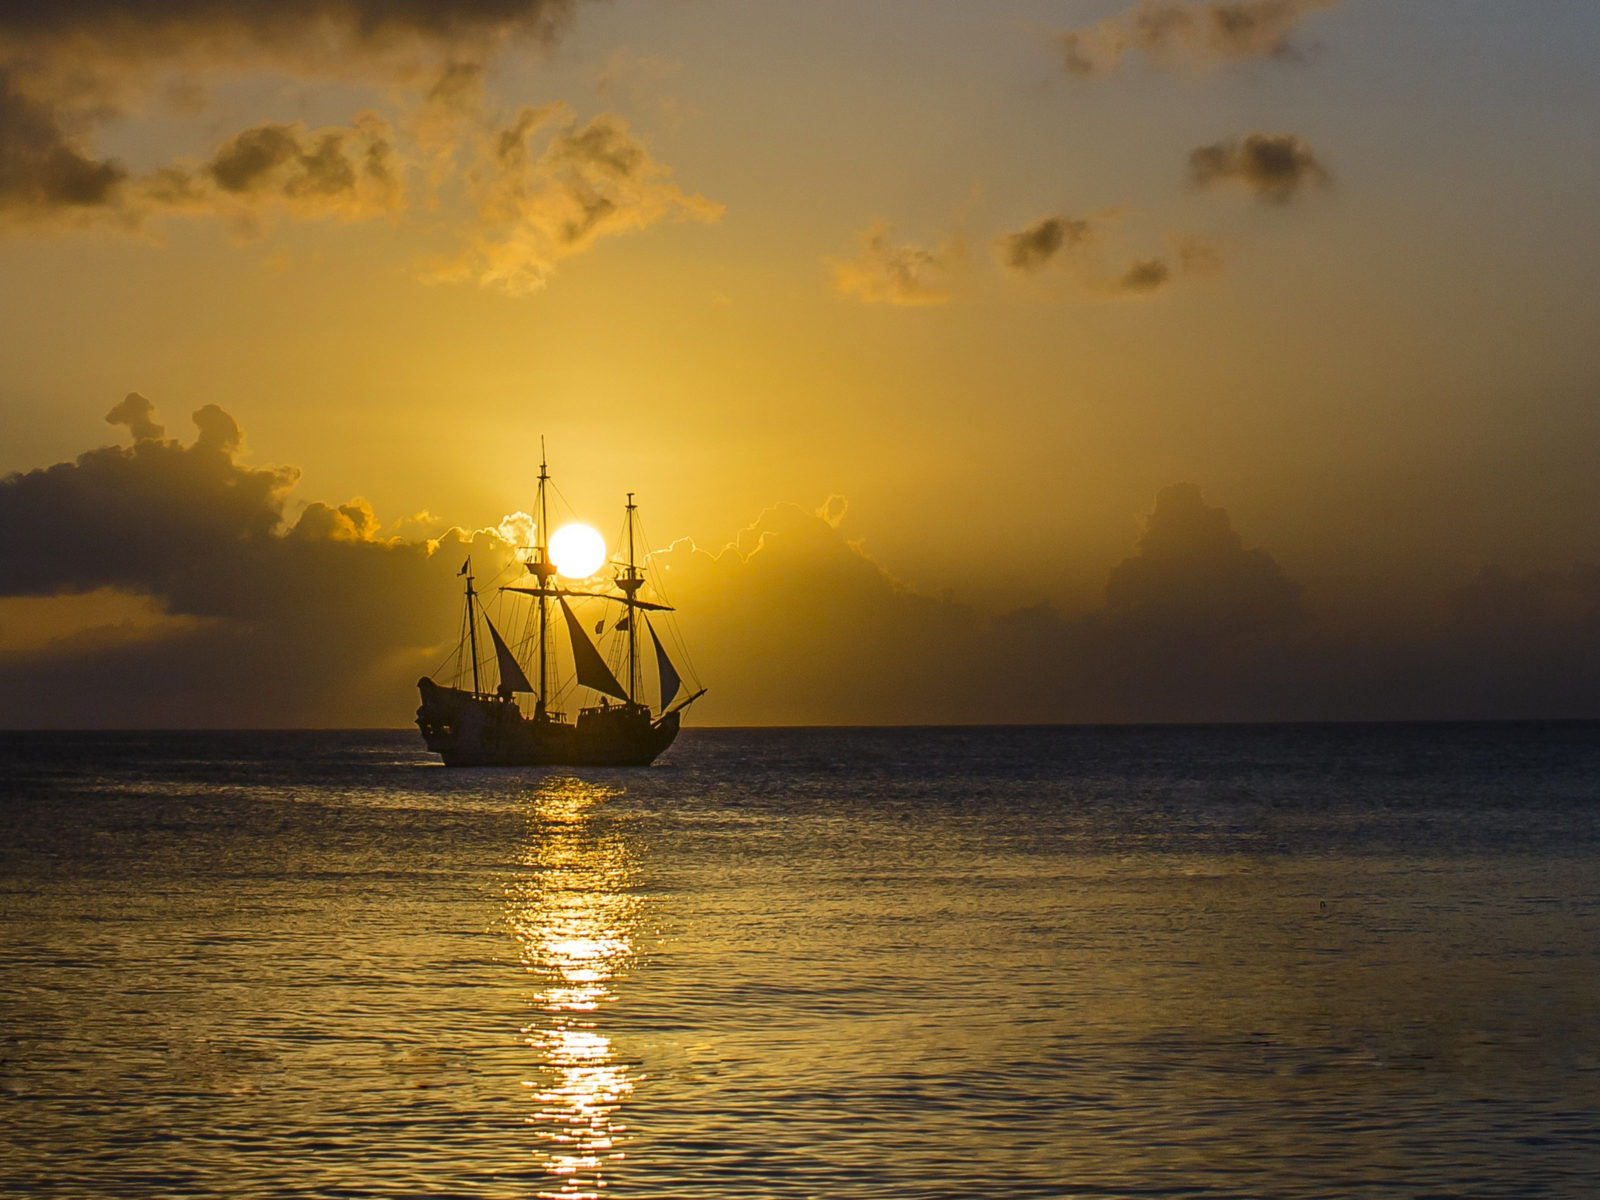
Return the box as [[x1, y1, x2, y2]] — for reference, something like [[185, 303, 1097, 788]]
[[545, 477, 580, 522], [629, 509, 703, 686]]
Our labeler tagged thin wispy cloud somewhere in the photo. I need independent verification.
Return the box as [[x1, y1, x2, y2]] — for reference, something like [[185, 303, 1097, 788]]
[[1055, 0, 1340, 77], [829, 220, 965, 307], [424, 105, 722, 295]]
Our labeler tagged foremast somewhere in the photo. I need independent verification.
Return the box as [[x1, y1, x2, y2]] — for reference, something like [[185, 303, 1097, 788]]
[[464, 559, 481, 696], [619, 492, 643, 706]]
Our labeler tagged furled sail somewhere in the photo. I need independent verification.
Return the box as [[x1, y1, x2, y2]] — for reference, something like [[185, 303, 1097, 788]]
[[559, 597, 630, 702], [485, 614, 534, 695], [646, 616, 682, 710]]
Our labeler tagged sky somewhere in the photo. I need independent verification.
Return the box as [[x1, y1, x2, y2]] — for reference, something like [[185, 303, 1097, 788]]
[[0, 0, 1597, 727]]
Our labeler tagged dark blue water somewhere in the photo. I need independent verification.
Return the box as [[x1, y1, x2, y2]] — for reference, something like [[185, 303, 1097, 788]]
[[3, 724, 1598, 1197]]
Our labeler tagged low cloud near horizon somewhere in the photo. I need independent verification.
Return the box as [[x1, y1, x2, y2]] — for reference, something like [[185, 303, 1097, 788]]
[[1, 399, 1594, 727]]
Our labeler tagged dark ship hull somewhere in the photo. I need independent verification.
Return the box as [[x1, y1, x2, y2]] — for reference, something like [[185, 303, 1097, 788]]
[[416, 676, 682, 767]]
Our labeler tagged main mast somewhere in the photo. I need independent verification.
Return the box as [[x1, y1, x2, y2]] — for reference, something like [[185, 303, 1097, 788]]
[[535, 442, 552, 719]]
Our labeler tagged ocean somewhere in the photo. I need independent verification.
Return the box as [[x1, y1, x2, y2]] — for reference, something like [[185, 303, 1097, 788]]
[[2, 724, 1597, 1198]]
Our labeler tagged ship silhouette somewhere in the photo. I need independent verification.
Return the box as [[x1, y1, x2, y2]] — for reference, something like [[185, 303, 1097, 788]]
[[415, 450, 704, 766]]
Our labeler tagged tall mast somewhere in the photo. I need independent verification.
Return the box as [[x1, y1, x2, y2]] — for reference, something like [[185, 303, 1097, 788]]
[[625, 492, 639, 705], [536, 441, 550, 717], [464, 561, 481, 696]]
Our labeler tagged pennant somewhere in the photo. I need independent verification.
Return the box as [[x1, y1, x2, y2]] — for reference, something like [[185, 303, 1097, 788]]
[[595, 618, 605, 635], [458, 557, 470, 576], [615, 616, 632, 632]]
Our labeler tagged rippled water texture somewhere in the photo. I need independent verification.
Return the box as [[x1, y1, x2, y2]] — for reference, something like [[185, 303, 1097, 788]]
[[3, 724, 1598, 1197]]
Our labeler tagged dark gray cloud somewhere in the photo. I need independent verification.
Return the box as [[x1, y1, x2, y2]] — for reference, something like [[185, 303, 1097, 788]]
[[650, 487, 1595, 725], [1118, 257, 1171, 293], [650, 486, 1307, 724], [1104, 482, 1302, 640], [0, 0, 576, 60], [995, 213, 1213, 299], [104, 393, 165, 442], [1188, 132, 1330, 203], [201, 115, 402, 221], [0, 0, 567, 231], [1057, 0, 1340, 77], [0, 69, 128, 223], [997, 215, 1093, 275], [0, 0, 716, 289], [0, 397, 496, 725], [4, 412, 1594, 726]]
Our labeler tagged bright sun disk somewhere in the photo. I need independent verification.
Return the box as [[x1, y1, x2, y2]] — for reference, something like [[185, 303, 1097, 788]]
[[549, 523, 607, 578]]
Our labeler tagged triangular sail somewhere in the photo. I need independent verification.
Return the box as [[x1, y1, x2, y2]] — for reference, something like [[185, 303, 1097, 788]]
[[646, 617, 682, 710], [485, 614, 534, 695], [559, 596, 630, 702]]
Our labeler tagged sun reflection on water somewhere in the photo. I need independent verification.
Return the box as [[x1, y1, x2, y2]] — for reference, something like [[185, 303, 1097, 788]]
[[505, 778, 640, 1199]]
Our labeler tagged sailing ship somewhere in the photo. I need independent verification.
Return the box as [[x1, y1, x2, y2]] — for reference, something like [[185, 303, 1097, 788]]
[[415, 454, 705, 766]]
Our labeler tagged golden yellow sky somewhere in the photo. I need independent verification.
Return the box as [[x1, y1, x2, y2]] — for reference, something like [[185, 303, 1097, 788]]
[[1, 1, 1597, 725]]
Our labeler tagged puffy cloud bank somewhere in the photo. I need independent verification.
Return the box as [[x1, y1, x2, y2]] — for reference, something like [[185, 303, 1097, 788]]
[[2, 401, 1596, 726], [650, 489, 1597, 726], [0, 396, 497, 726]]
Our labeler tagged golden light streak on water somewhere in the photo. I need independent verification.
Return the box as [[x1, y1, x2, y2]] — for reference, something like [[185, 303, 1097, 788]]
[[506, 778, 640, 1200]]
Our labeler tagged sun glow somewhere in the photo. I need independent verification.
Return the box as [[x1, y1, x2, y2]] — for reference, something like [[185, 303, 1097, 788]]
[[549, 524, 607, 578]]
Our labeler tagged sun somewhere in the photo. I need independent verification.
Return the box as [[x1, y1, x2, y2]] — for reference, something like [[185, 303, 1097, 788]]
[[548, 523, 608, 578]]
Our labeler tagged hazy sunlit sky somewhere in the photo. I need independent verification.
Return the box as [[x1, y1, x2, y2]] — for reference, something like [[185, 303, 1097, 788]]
[[1, 1, 1596, 725]]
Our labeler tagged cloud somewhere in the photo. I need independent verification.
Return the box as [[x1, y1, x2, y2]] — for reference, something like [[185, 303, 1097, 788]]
[[647, 502, 982, 723], [0, 86, 404, 233], [1433, 564, 1600, 714], [642, 485, 1310, 724], [1118, 257, 1171, 293], [994, 211, 1216, 299], [0, 1, 579, 89], [110, 112, 405, 237], [424, 105, 722, 294], [0, 0, 720, 291], [0, 69, 130, 226], [651, 485, 1597, 725], [1056, 0, 1340, 77], [829, 220, 964, 306], [0, 0, 702, 282], [1103, 482, 1302, 640], [1188, 132, 1330, 203], [997, 215, 1094, 275], [0, 0, 580, 172], [105, 392, 165, 442], [4, 407, 1594, 726], [0, 396, 500, 726]]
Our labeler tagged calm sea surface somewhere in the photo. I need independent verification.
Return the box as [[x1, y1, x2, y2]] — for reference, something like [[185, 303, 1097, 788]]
[[2, 724, 1597, 1198]]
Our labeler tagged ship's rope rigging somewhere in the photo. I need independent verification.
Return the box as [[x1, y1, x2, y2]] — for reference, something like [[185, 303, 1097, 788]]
[[426, 465, 701, 715]]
